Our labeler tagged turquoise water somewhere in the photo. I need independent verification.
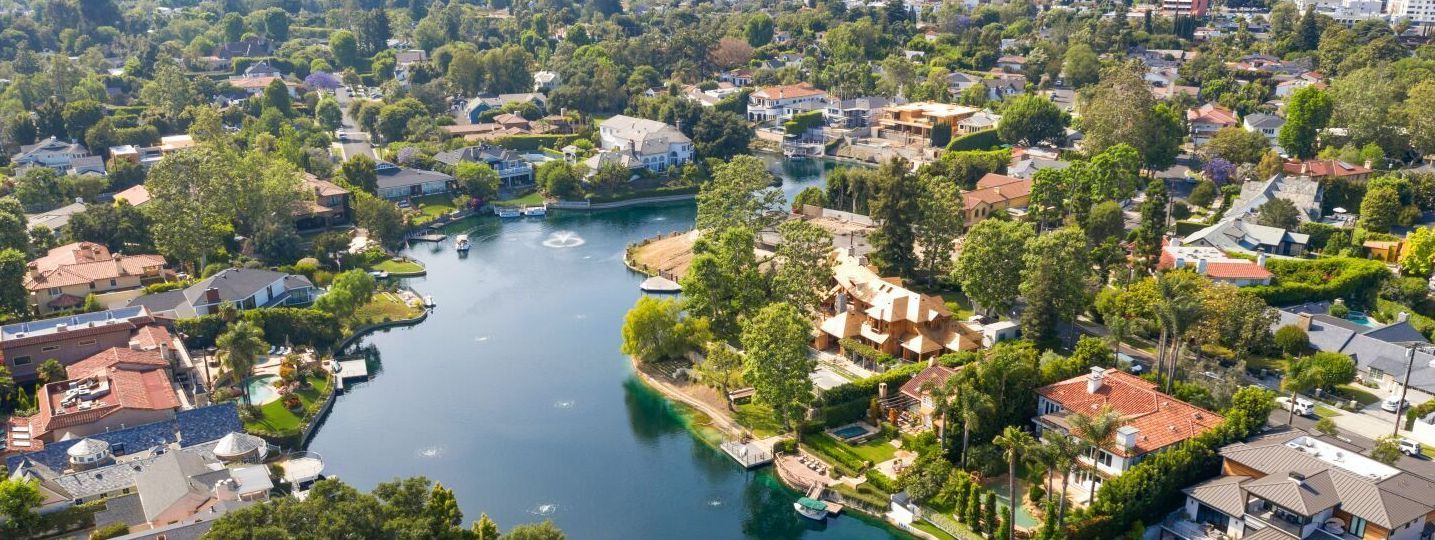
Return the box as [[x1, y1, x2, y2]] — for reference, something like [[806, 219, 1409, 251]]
[[831, 425, 873, 441], [1346, 311, 1377, 328], [245, 375, 279, 405], [307, 158, 906, 538], [984, 478, 1041, 529]]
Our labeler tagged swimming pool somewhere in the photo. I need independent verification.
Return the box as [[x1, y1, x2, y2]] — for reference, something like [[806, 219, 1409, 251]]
[[1346, 311, 1378, 328], [245, 375, 281, 405], [984, 478, 1041, 529], [830, 423, 875, 442]]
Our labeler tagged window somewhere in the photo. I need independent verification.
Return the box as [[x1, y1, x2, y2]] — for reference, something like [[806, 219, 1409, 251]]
[[109, 279, 116, 287], [41, 345, 60, 352], [78, 339, 96, 347], [1348, 516, 1366, 537], [1097, 450, 1114, 468], [11, 356, 30, 366]]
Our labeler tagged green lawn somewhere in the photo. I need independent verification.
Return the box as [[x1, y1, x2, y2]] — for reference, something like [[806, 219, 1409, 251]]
[[370, 258, 424, 274], [349, 292, 424, 328], [913, 520, 962, 540], [1315, 405, 1342, 418], [413, 194, 457, 220], [848, 436, 899, 464], [734, 402, 784, 438], [1424, 445, 1435, 459], [1334, 384, 1381, 406], [244, 376, 331, 432], [494, 191, 545, 206]]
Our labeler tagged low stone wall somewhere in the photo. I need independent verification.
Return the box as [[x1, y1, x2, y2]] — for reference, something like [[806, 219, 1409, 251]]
[[551, 193, 697, 211]]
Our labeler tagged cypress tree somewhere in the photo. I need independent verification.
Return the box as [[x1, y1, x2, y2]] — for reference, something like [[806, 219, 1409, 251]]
[[983, 492, 998, 536], [964, 484, 982, 527]]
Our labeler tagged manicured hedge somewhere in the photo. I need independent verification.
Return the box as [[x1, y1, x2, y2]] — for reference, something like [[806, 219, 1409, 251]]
[[1175, 220, 1207, 236], [176, 307, 341, 350], [1245, 257, 1390, 305], [838, 337, 896, 365], [812, 362, 925, 428], [946, 129, 1001, 151], [585, 184, 700, 203]]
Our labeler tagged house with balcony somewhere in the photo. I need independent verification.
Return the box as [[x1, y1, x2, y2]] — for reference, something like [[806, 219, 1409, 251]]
[[1166, 428, 1435, 540], [24, 242, 170, 315], [126, 268, 313, 319], [434, 144, 536, 189], [814, 254, 994, 366], [876, 102, 980, 145], [0, 306, 162, 382], [1035, 367, 1223, 503], [824, 96, 902, 129], [1188, 104, 1239, 146], [1185, 218, 1310, 257], [588, 115, 693, 174], [294, 173, 351, 231], [747, 83, 829, 124]]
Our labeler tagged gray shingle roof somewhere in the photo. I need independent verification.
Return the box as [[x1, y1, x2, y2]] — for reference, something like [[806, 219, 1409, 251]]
[[1224, 174, 1322, 223]]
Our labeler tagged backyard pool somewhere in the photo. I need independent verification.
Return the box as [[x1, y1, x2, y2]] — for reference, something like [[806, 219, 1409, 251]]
[[1346, 311, 1378, 328], [245, 375, 281, 405], [984, 478, 1041, 529], [829, 423, 877, 443]]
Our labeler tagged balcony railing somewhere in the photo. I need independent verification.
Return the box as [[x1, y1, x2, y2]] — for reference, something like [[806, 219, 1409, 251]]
[[1246, 507, 1306, 538]]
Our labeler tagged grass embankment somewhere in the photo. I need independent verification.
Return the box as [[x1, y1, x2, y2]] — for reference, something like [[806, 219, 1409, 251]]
[[1333, 384, 1380, 406], [349, 292, 424, 328], [734, 403, 785, 438], [494, 191, 545, 206], [370, 258, 425, 275], [244, 376, 331, 433], [412, 194, 457, 222]]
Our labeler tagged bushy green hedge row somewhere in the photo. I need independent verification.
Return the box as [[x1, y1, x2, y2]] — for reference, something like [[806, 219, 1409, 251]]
[[1175, 220, 1208, 236], [1246, 257, 1390, 305], [176, 307, 341, 350], [865, 470, 900, 494], [838, 337, 896, 365], [945, 129, 1001, 152], [585, 184, 700, 203], [811, 362, 924, 428], [802, 432, 869, 476]]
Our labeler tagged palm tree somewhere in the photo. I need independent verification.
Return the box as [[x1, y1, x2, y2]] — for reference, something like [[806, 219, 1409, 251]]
[[1068, 406, 1123, 504], [1282, 357, 1320, 425], [1155, 272, 1204, 393], [1027, 438, 1059, 508], [217, 321, 268, 405], [1046, 434, 1083, 525], [921, 377, 958, 450], [995, 426, 1037, 540], [955, 383, 994, 468]]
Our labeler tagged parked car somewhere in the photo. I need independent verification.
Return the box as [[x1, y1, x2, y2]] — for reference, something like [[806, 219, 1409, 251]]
[[1278, 396, 1315, 417], [1398, 438, 1423, 457], [1382, 396, 1411, 413]]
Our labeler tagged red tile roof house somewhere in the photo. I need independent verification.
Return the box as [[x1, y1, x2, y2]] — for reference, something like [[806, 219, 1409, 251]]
[[1282, 159, 1373, 182], [1187, 103, 1239, 146], [1034, 367, 1223, 504], [0, 306, 160, 382], [1157, 241, 1274, 287], [962, 173, 1033, 226], [6, 341, 179, 451], [889, 363, 961, 430], [24, 242, 170, 315]]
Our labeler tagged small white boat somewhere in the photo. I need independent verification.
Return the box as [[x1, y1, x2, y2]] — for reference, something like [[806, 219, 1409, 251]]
[[455, 234, 470, 252], [794, 497, 828, 520], [424, 295, 435, 307], [523, 206, 547, 217], [496, 207, 520, 218]]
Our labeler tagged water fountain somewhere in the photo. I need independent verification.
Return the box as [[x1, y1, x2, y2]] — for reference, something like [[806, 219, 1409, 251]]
[[541, 231, 585, 248]]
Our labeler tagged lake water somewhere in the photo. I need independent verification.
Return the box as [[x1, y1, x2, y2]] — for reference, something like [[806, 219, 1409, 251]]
[[306, 157, 903, 539]]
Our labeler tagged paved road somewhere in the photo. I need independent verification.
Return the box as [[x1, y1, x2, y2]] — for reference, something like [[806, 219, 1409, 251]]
[[333, 87, 379, 161]]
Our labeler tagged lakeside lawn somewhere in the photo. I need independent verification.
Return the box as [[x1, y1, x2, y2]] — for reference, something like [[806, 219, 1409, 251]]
[[734, 402, 784, 438], [494, 191, 545, 206], [349, 292, 424, 328], [413, 194, 457, 222], [244, 376, 331, 433], [847, 436, 899, 464], [370, 258, 424, 274]]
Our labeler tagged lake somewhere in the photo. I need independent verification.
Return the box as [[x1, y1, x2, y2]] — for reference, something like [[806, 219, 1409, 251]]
[[306, 157, 903, 539]]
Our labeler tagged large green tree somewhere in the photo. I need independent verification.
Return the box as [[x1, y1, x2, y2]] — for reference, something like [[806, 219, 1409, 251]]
[[681, 227, 764, 341], [0, 248, 26, 316], [740, 303, 815, 431], [1279, 86, 1333, 159], [620, 296, 709, 363], [869, 158, 921, 277], [997, 94, 1069, 146], [694, 155, 782, 232], [770, 220, 833, 314], [955, 219, 1033, 316], [1019, 226, 1091, 347], [914, 175, 965, 278], [217, 320, 268, 403]]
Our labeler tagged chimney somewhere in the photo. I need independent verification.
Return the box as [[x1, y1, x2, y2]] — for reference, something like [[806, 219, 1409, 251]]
[[204, 287, 221, 304], [1087, 366, 1106, 394], [1297, 312, 1313, 331], [928, 356, 936, 367], [27, 262, 40, 280], [1169, 236, 1182, 248], [1196, 258, 1207, 274], [1300, 162, 1309, 175], [1257, 250, 1267, 268], [1116, 425, 1139, 451], [1364, 159, 1373, 170], [891, 295, 909, 321], [878, 382, 888, 399]]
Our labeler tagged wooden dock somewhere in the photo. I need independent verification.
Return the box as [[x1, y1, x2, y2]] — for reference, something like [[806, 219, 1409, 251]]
[[720, 436, 780, 469], [333, 359, 371, 391], [639, 276, 681, 293], [408, 233, 447, 243]]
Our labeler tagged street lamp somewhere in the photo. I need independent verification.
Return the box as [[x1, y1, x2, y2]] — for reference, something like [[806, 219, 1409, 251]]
[[1393, 341, 1431, 437]]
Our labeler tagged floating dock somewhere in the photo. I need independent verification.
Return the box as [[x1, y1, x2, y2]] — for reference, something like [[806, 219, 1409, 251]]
[[639, 276, 681, 293], [333, 359, 371, 391], [409, 233, 447, 243]]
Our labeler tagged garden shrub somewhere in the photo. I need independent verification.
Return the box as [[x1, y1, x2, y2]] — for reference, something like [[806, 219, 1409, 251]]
[[89, 522, 129, 540], [1245, 257, 1390, 305], [946, 129, 1001, 151], [866, 470, 900, 494]]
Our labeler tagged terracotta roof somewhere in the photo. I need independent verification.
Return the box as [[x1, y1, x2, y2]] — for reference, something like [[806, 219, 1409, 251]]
[[1187, 103, 1237, 125], [27, 368, 179, 439], [113, 185, 151, 206], [1204, 262, 1273, 280], [24, 242, 167, 290], [1036, 369, 1222, 457], [1281, 159, 1371, 178], [963, 174, 1032, 211], [753, 83, 826, 100], [65, 346, 169, 379], [899, 365, 959, 400]]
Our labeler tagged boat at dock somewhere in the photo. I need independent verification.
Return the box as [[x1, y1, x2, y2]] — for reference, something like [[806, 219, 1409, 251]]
[[424, 295, 435, 307], [639, 275, 681, 293], [455, 234, 470, 252], [794, 497, 828, 520], [522, 206, 547, 217], [495, 207, 520, 218]]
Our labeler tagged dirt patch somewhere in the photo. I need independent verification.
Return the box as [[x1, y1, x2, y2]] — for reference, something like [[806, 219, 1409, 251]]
[[631, 230, 699, 280]]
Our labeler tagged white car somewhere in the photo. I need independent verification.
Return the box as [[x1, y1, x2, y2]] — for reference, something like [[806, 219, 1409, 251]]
[[1278, 396, 1315, 417], [1382, 396, 1410, 413], [1398, 438, 1423, 456]]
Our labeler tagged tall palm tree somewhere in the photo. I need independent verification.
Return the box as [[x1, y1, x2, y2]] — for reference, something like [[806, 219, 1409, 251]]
[[1028, 438, 1060, 508], [217, 321, 269, 405], [995, 426, 1037, 540], [1046, 434, 1084, 526], [1282, 356, 1320, 425], [1068, 406, 1123, 504], [955, 383, 994, 468], [1155, 272, 1204, 392]]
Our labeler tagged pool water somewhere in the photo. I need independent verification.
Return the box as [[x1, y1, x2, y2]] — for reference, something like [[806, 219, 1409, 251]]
[[984, 478, 1041, 529], [245, 375, 280, 405], [1346, 311, 1378, 328], [830, 425, 872, 441]]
